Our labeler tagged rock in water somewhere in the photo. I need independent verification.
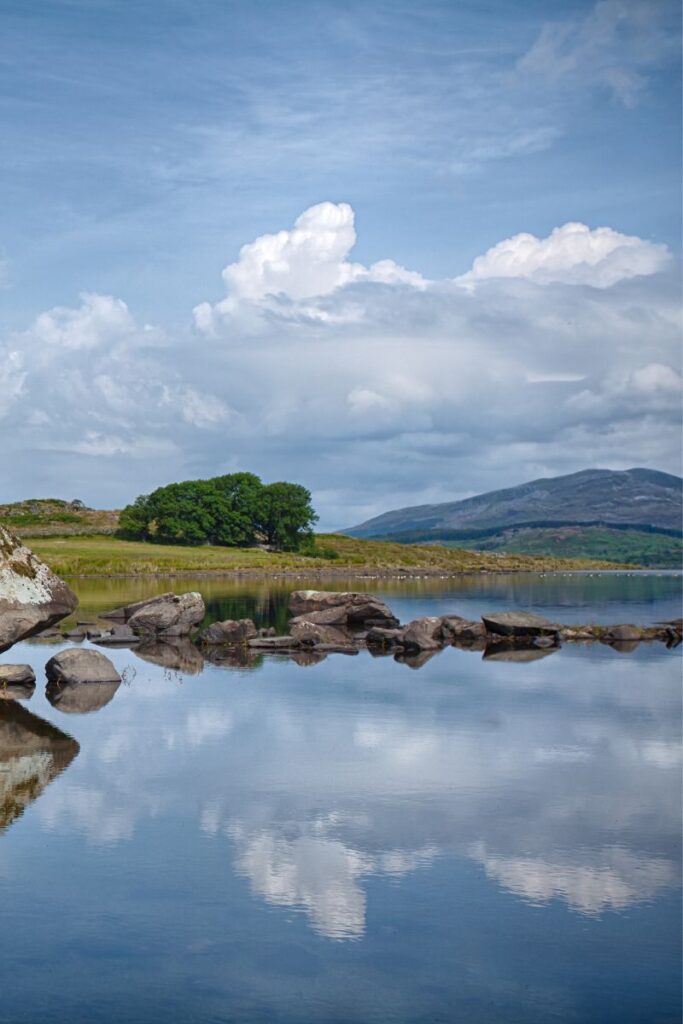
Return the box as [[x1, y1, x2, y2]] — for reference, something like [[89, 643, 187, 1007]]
[[481, 611, 560, 639], [45, 648, 121, 685], [198, 618, 257, 646], [0, 525, 78, 651], [0, 664, 36, 700], [126, 593, 205, 637], [288, 590, 399, 627]]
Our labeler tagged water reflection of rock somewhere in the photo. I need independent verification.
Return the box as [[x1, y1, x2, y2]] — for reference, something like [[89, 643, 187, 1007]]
[[46, 678, 121, 714], [134, 639, 205, 675], [483, 643, 558, 663], [0, 701, 79, 834]]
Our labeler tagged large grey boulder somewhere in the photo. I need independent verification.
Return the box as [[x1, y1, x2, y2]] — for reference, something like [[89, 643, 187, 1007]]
[[289, 619, 355, 648], [0, 525, 78, 651], [288, 590, 399, 628], [481, 611, 560, 639], [399, 617, 445, 652], [101, 592, 175, 621], [198, 618, 257, 646], [127, 593, 205, 637], [45, 648, 121, 685]]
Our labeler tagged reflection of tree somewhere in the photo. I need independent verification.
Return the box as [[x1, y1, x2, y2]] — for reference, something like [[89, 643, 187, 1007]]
[[0, 702, 79, 834]]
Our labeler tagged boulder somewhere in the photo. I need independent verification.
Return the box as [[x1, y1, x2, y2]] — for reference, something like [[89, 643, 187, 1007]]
[[365, 626, 405, 649], [439, 616, 486, 643], [0, 664, 36, 700], [45, 648, 121, 686], [0, 525, 78, 651], [399, 617, 444, 652], [127, 593, 205, 637], [481, 611, 560, 639], [290, 618, 355, 648], [90, 623, 140, 646], [288, 590, 399, 628], [101, 592, 175, 621], [601, 624, 647, 643], [198, 618, 257, 646]]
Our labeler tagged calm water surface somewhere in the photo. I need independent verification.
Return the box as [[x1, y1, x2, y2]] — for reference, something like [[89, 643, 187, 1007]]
[[1, 573, 681, 1023]]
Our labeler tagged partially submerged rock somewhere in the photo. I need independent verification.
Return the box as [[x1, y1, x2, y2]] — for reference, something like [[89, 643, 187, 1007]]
[[45, 648, 121, 686], [288, 590, 399, 628], [100, 592, 205, 637], [0, 664, 36, 700], [198, 618, 257, 646], [0, 525, 78, 651], [399, 617, 444, 652], [481, 611, 560, 639]]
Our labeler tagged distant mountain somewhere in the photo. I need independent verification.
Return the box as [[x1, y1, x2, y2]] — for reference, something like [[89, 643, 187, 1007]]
[[347, 468, 683, 539]]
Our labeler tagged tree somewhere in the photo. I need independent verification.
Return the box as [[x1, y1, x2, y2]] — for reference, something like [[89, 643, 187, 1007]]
[[116, 473, 318, 550], [257, 482, 318, 550]]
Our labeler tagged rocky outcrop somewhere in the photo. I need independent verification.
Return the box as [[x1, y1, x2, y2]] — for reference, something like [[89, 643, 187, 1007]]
[[248, 635, 301, 651], [0, 525, 78, 651], [45, 648, 121, 686], [481, 611, 560, 639], [198, 618, 257, 646], [288, 590, 399, 628]]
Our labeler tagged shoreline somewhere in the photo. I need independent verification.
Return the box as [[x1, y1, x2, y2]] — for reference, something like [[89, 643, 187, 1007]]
[[58, 566, 680, 581]]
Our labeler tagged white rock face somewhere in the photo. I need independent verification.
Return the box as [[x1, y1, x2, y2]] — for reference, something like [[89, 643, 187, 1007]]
[[0, 525, 78, 650]]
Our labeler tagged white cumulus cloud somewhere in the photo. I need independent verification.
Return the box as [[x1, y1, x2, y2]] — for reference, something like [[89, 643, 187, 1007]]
[[456, 222, 669, 288], [194, 201, 426, 329]]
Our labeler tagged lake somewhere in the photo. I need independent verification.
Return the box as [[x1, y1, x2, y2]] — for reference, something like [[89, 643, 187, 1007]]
[[1, 572, 681, 1023]]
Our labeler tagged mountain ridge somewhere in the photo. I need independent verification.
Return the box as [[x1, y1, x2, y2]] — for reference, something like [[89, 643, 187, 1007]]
[[346, 468, 683, 538]]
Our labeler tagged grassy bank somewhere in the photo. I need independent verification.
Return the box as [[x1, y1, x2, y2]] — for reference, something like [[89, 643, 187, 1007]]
[[26, 532, 629, 577]]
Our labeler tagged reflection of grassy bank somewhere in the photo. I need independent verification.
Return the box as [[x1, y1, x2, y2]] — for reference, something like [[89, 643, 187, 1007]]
[[28, 532, 626, 578]]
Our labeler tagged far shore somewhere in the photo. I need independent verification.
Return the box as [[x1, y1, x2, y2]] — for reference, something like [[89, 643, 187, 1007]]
[[22, 532, 639, 579]]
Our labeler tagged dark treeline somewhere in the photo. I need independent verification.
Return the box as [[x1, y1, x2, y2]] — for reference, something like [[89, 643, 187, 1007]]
[[117, 473, 318, 550]]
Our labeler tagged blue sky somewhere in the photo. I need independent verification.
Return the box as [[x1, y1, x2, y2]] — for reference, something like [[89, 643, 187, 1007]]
[[1, 0, 681, 525]]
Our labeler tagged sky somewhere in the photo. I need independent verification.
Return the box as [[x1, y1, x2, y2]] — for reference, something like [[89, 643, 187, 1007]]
[[1, 0, 681, 528]]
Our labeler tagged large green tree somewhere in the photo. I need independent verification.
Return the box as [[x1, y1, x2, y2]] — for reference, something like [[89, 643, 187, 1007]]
[[117, 473, 317, 550]]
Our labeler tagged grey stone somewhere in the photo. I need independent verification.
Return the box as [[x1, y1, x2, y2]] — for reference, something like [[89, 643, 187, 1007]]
[[127, 592, 206, 637], [0, 664, 36, 700], [198, 618, 257, 646], [45, 648, 121, 686], [288, 590, 399, 627], [399, 617, 444, 652], [0, 525, 78, 651], [481, 611, 560, 638]]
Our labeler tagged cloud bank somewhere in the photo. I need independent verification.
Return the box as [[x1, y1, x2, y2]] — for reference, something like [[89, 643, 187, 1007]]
[[1, 202, 680, 524]]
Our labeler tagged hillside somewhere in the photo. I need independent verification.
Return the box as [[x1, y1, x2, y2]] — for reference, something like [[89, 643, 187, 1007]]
[[0, 498, 119, 536], [345, 468, 683, 568]]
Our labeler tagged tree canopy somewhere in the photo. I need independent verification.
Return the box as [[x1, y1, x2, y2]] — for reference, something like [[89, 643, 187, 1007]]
[[117, 473, 318, 549]]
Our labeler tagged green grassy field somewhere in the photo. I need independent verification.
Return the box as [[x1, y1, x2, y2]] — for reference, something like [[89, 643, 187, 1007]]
[[443, 525, 682, 568], [25, 532, 627, 577]]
